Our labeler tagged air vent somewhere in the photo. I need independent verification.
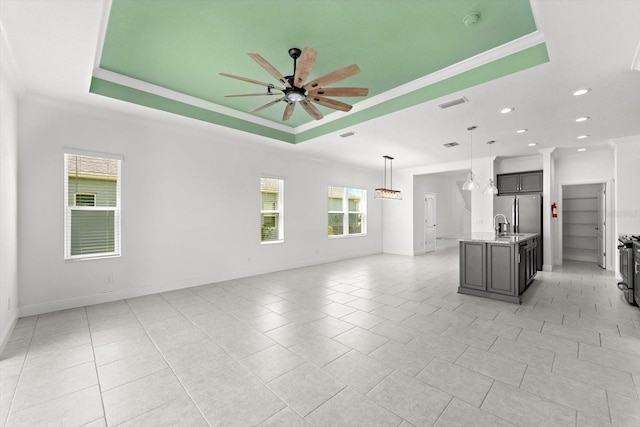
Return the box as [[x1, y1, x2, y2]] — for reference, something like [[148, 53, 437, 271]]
[[339, 131, 356, 138], [443, 142, 460, 148], [438, 97, 468, 109]]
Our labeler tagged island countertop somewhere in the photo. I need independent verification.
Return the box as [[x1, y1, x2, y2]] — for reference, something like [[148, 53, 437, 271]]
[[458, 232, 539, 245]]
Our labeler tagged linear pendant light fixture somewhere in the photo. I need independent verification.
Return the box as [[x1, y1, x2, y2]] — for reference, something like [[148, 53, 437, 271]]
[[374, 155, 402, 200], [484, 140, 499, 195], [462, 125, 479, 191]]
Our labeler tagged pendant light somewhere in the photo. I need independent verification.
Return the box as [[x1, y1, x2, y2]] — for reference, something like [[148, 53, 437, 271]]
[[484, 140, 499, 195], [374, 155, 402, 200], [462, 125, 479, 191]]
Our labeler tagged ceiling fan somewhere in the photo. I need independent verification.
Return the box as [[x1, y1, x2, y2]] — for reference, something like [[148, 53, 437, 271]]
[[220, 47, 368, 121]]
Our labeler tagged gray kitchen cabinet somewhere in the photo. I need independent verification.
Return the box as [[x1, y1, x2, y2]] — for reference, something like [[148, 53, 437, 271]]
[[497, 170, 543, 194], [496, 174, 520, 194], [487, 243, 516, 295], [458, 233, 539, 304], [460, 241, 486, 290]]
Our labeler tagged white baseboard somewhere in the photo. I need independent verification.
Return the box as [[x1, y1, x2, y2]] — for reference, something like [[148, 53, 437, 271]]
[[19, 249, 383, 318], [543, 264, 553, 272], [0, 313, 18, 355]]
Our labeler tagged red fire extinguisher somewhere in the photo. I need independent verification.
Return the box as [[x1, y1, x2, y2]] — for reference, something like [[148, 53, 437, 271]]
[[552, 203, 558, 218]]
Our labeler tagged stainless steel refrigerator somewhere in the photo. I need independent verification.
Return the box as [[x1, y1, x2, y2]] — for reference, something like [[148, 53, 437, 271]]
[[494, 194, 543, 270]]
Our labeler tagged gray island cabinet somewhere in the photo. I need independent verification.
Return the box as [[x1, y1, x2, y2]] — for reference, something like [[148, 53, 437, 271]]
[[459, 233, 539, 304]]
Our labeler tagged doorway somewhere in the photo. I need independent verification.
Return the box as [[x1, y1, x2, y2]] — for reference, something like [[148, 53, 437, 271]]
[[424, 193, 437, 253], [561, 183, 606, 268]]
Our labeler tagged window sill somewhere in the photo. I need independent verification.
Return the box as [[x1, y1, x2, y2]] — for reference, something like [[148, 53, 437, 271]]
[[328, 233, 367, 240], [261, 240, 284, 245], [65, 253, 121, 262]]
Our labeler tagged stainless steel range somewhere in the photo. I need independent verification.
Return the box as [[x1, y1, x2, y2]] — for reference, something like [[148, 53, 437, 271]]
[[617, 235, 639, 306], [634, 241, 640, 307]]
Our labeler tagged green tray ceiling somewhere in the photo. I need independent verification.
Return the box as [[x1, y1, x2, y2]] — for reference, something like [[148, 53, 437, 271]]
[[92, 0, 547, 143]]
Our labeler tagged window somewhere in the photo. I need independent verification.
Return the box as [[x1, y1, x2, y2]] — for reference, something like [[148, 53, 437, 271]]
[[64, 153, 121, 260], [328, 186, 366, 237], [261, 177, 284, 243]]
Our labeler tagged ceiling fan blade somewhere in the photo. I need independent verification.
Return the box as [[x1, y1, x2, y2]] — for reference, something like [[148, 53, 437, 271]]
[[299, 99, 323, 120], [224, 92, 282, 98], [293, 47, 317, 87], [250, 97, 285, 113], [219, 73, 284, 91], [307, 87, 368, 97], [303, 64, 361, 91], [247, 53, 291, 88], [309, 95, 353, 112], [282, 102, 295, 121]]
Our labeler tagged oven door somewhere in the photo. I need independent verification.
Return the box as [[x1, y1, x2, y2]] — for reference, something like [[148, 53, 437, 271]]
[[617, 245, 634, 303], [635, 245, 640, 307], [620, 245, 629, 284]]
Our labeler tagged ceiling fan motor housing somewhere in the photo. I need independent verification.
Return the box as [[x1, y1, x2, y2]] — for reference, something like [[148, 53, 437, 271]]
[[221, 46, 367, 120]]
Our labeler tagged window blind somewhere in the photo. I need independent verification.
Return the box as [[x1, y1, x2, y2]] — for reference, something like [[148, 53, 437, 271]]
[[64, 153, 121, 259], [260, 177, 284, 242]]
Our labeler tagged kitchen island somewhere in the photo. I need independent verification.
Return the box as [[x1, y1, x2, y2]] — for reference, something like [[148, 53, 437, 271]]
[[459, 233, 539, 304]]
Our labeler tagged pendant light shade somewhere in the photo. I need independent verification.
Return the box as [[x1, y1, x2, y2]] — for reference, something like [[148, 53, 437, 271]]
[[484, 140, 499, 195], [374, 155, 402, 200], [462, 172, 480, 191], [462, 126, 479, 191]]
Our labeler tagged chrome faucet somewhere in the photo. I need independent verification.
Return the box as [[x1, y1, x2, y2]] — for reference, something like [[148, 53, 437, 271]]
[[493, 214, 510, 235]]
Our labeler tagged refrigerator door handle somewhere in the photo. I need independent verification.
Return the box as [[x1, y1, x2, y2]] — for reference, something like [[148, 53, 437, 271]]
[[515, 198, 519, 233]]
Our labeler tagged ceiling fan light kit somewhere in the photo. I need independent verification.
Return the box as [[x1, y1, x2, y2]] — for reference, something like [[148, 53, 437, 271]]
[[221, 47, 368, 122], [374, 155, 402, 200]]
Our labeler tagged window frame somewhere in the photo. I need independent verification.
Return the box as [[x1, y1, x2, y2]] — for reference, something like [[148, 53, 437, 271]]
[[328, 186, 367, 238], [260, 176, 284, 244], [64, 151, 122, 261]]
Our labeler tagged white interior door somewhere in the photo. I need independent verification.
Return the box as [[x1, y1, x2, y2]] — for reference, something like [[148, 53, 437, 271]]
[[424, 193, 437, 253], [596, 184, 605, 268]]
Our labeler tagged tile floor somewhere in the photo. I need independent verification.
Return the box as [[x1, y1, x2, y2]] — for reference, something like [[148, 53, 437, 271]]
[[1, 248, 639, 426]]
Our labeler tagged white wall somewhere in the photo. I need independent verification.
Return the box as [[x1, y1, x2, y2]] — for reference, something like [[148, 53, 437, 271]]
[[383, 157, 491, 256], [613, 137, 640, 236], [412, 172, 470, 254], [495, 155, 542, 174], [17, 97, 382, 316], [381, 169, 414, 256], [0, 52, 20, 349]]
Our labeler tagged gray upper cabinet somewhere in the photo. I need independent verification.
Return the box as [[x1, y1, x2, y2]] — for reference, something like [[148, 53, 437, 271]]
[[497, 170, 542, 194]]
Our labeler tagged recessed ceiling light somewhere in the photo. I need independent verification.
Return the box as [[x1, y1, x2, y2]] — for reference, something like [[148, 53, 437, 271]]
[[578, 148, 587, 152], [575, 117, 589, 122], [500, 107, 514, 114], [528, 143, 538, 147], [577, 135, 589, 139], [572, 88, 591, 96], [516, 129, 527, 134]]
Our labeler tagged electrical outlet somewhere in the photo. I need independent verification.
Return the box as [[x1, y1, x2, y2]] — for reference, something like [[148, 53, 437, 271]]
[[247, 257, 252, 264], [105, 274, 113, 284], [8, 297, 11, 310]]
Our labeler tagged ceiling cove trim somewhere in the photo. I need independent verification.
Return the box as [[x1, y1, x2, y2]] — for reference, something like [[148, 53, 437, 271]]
[[93, 0, 112, 71], [92, 31, 544, 137], [296, 30, 546, 133], [91, 43, 548, 144], [92, 68, 294, 134], [294, 42, 549, 143], [92, 0, 546, 142]]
